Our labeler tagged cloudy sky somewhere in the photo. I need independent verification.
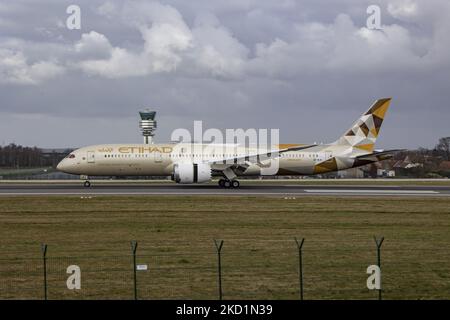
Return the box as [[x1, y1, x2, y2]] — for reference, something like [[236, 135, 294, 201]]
[[0, 0, 449, 149]]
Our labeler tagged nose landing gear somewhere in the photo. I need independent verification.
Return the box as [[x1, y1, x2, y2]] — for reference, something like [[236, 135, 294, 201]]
[[218, 178, 240, 188], [80, 175, 91, 188]]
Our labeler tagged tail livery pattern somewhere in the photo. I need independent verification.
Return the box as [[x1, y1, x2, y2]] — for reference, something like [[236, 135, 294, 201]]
[[312, 98, 393, 174], [335, 98, 391, 154]]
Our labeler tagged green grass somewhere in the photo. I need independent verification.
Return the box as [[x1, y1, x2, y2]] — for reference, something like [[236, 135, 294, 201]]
[[0, 167, 54, 177], [0, 195, 449, 300]]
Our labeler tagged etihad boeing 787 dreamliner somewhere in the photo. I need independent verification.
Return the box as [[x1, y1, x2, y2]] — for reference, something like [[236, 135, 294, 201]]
[[57, 98, 400, 188]]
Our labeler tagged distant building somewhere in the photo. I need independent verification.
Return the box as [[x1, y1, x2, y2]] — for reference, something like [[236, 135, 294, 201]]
[[393, 156, 424, 176], [377, 169, 396, 177], [337, 167, 365, 178], [439, 161, 450, 171]]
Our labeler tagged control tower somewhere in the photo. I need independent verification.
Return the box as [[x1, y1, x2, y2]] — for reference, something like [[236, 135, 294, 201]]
[[139, 110, 157, 144]]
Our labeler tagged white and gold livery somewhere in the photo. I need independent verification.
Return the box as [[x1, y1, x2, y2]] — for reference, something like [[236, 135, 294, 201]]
[[57, 98, 400, 188]]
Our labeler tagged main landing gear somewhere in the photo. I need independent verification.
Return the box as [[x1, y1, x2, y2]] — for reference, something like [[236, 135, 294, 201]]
[[218, 178, 240, 188]]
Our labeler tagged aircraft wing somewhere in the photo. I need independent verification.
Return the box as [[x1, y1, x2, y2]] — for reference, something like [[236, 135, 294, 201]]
[[207, 144, 317, 166]]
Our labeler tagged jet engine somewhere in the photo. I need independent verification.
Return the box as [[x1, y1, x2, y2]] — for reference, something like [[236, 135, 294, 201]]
[[172, 163, 212, 184]]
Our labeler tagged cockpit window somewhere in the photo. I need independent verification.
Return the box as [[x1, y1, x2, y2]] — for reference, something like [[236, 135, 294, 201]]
[[67, 154, 76, 159]]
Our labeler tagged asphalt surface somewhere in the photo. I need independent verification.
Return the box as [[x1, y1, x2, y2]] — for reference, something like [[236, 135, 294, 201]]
[[1, 182, 450, 196]]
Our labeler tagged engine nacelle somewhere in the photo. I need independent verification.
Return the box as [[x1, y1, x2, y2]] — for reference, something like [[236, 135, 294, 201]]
[[172, 163, 212, 184]]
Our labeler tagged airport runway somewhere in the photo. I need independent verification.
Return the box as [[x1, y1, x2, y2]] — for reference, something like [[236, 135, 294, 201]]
[[1, 182, 450, 196]]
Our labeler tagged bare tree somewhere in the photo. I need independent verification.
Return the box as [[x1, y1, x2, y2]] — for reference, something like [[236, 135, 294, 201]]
[[436, 137, 450, 160], [0, 144, 43, 168]]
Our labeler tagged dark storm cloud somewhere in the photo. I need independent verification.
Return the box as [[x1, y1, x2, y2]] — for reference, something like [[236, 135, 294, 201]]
[[0, 0, 449, 148]]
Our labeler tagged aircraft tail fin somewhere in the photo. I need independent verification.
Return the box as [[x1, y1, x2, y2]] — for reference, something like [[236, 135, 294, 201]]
[[334, 98, 392, 153]]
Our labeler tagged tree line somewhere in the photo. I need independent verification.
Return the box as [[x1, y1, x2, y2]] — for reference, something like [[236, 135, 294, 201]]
[[0, 144, 70, 168]]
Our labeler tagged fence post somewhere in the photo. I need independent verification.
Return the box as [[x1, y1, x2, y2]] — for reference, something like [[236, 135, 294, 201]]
[[214, 239, 224, 300], [374, 236, 384, 300], [41, 243, 48, 300], [131, 240, 138, 300], [294, 238, 305, 300]]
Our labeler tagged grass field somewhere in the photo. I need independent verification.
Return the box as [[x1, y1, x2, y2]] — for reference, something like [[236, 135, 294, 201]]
[[0, 195, 449, 300]]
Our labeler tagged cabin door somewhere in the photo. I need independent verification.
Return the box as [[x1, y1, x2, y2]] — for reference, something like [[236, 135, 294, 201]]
[[153, 151, 163, 163], [87, 151, 95, 163]]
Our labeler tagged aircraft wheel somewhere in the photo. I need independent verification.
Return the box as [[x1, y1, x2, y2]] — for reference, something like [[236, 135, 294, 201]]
[[218, 179, 226, 188], [223, 180, 231, 188], [231, 180, 240, 188], [84, 181, 91, 188]]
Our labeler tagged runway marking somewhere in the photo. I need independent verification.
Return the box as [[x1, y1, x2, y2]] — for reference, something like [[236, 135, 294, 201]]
[[304, 189, 439, 194], [0, 191, 364, 195], [0, 192, 307, 196], [283, 185, 402, 188], [0, 190, 445, 197]]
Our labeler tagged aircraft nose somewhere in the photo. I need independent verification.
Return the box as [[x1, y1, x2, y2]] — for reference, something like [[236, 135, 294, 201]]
[[56, 160, 66, 172]]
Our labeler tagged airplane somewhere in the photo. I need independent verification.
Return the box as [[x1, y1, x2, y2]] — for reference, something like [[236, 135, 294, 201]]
[[57, 98, 401, 188]]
